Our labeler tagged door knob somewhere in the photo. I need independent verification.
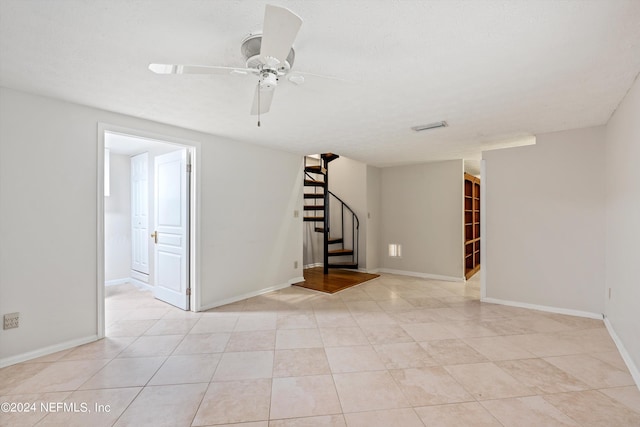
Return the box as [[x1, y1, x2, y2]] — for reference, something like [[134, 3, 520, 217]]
[[150, 231, 158, 244]]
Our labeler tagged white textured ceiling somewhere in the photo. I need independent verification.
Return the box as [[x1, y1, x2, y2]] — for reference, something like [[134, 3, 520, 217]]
[[1, 0, 639, 167]]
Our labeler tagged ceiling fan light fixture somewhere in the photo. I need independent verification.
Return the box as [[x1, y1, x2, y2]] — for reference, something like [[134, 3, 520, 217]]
[[411, 121, 448, 132]]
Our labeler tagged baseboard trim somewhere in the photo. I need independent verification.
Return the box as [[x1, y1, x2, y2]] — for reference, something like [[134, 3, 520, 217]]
[[197, 279, 296, 312], [129, 277, 153, 291], [0, 334, 99, 368], [377, 268, 464, 282], [104, 278, 129, 286], [303, 262, 324, 269], [481, 297, 604, 320], [130, 270, 149, 283], [604, 317, 640, 389]]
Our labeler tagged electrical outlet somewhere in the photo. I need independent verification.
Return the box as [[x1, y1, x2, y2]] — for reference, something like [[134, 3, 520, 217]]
[[3, 312, 19, 330], [294, 261, 298, 269], [609, 288, 612, 299], [293, 210, 299, 218]]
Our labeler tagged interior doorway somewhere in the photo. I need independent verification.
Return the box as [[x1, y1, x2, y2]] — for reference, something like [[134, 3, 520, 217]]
[[99, 127, 199, 336]]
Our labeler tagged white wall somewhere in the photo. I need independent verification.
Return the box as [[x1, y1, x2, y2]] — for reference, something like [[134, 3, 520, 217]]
[[0, 87, 302, 365], [329, 157, 369, 269], [366, 165, 381, 272], [605, 76, 640, 377], [483, 126, 606, 315], [104, 153, 131, 281], [380, 160, 464, 279]]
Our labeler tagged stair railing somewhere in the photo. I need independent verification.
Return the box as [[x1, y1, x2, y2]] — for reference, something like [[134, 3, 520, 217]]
[[328, 191, 359, 267]]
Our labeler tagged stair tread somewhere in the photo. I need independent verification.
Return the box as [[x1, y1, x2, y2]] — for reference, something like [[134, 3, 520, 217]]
[[305, 165, 326, 175], [304, 193, 325, 199], [304, 179, 325, 187], [328, 237, 343, 244], [328, 249, 354, 256], [304, 217, 325, 222], [303, 205, 325, 211], [327, 262, 359, 269]]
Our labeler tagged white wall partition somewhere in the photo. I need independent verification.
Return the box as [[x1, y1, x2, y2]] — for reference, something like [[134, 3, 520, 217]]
[[104, 153, 132, 282], [379, 160, 464, 280], [483, 126, 606, 315], [0, 87, 302, 366], [604, 76, 640, 382]]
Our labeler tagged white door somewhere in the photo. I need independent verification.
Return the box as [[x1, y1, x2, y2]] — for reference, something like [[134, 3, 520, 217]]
[[153, 149, 190, 310], [131, 153, 149, 277]]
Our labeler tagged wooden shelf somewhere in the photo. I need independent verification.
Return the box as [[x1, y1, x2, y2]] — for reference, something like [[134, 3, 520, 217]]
[[464, 173, 481, 280]]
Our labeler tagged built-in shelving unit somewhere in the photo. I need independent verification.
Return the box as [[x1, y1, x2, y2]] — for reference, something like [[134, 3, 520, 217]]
[[464, 173, 481, 279]]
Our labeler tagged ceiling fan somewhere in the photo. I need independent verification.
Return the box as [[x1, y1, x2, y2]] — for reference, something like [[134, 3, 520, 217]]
[[149, 4, 317, 125]]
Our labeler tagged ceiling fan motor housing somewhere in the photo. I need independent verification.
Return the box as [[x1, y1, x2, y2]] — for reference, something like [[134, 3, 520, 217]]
[[241, 33, 295, 75], [260, 70, 278, 90]]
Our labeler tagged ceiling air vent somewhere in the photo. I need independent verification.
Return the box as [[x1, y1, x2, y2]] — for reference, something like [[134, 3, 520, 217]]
[[411, 121, 448, 132]]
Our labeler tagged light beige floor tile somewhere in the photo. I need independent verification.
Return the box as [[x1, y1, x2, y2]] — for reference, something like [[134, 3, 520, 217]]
[[38, 387, 141, 427], [0, 391, 70, 426], [192, 379, 271, 425], [440, 320, 498, 338], [270, 375, 342, 419], [390, 309, 440, 324], [400, 322, 452, 341], [420, 339, 488, 365], [444, 362, 535, 400], [543, 390, 640, 427], [463, 335, 535, 361], [273, 348, 331, 377], [148, 354, 220, 385], [21, 349, 73, 364], [276, 328, 323, 349], [590, 350, 629, 371], [353, 312, 397, 327], [226, 330, 277, 351], [360, 324, 414, 344], [325, 345, 385, 373], [173, 332, 230, 354], [277, 313, 318, 329], [480, 396, 580, 426], [143, 318, 198, 335], [213, 351, 274, 381], [540, 312, 605, 330], [543, 354, 635, 388], [217, 422, 268, 427], [496, 358, 588, 393], [62, 337, 135, 360], [314, 312, 358, 328], [408, 297, 449, 309], [345, 300, 383, 313], [373, 342, 437, 369], [79, 356, 165, 389], [600, 386, 640, 414], [333, 371, 409, 413], [235, 313, 278, 331], [106, 319, 157, 337], [269, 415, 346, 426], [190, 316, 238, 333], [343, 408, 424, 427], [375, 297, 415, 312], [414, 402, 502, 427], [0, 362, 51, 394], [115, 383, 207, 427], [390, 367, 474, 406], [119, 307, 170, 321], [320, 327, 369, 347], [117, 335, 183, 358], [10, 359, 111, 394], [502, 333, 584, 357]]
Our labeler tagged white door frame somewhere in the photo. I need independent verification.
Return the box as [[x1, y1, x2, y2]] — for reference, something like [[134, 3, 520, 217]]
[[97, 123, 201, 338]]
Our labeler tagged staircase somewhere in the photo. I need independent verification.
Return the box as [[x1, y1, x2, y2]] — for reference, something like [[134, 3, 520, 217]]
[[304, 153, 359, 274]]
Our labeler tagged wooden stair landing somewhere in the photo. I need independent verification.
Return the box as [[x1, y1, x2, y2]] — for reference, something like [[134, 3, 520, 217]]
[[294, 267, 380, 294]]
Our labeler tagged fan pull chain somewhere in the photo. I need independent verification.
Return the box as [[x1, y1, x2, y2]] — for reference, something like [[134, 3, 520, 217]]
[[257, 82, 261, 127]]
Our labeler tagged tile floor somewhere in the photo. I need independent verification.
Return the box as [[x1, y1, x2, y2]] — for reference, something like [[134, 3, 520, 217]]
[[1, 274, 639, 426]]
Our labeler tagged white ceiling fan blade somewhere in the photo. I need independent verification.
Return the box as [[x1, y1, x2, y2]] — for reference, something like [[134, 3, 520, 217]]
[[250, 85, 275, 115], [149, 63, 257, 76], [260, 5, 302, 65]]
